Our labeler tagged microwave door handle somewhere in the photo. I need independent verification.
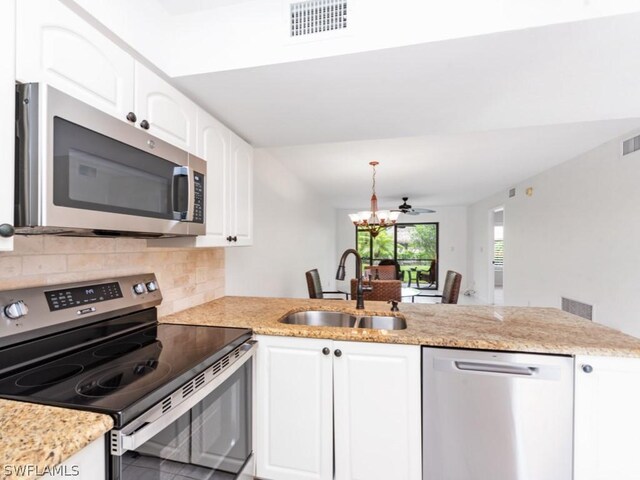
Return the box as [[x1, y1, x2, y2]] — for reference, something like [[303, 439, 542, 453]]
[[171, 166, 194, 222], [187, 167, 195, 222]]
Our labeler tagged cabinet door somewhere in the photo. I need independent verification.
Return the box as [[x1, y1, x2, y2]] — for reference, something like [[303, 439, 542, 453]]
[[229, 133, 253, 246], [44, 435, 105, 480], [255, 335, 333, 480], [333, 341, 422, 480], [134, 62, 197, 153], [574, 355, 640, 480], [16, 0, 134, 122], [0, 0, 15, 251], [196, 108, 230, 245]]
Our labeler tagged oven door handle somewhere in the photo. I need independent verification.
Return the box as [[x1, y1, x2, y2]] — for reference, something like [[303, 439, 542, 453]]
[[171, 166, 195, 222], [113, 340, 257, 455]]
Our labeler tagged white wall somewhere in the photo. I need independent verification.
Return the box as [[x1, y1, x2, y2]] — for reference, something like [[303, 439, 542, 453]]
[[335, 207, 468, 293], [467, 128, 640, 337], [225, 150, 337, 298]]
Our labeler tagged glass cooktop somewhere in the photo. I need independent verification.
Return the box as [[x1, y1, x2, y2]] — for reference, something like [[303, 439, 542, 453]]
[[0, 323, 251, 427]]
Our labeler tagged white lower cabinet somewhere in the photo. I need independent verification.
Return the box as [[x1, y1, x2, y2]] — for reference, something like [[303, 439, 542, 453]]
[[256, 335, 421, 480], [574, 355, 640, 480], [44, 435, 105, 480]]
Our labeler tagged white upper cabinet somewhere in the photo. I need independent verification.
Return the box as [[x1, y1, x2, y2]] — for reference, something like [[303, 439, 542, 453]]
[[0, 0, 15, 251], [574, 355, 640, 480], [197, 109, 230, 244], [16, 0, 134, 122], [229, 133, 254, 246], [134, 62, 197, 154]]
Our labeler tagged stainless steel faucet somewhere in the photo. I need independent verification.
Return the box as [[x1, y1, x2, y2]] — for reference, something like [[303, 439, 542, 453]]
[[336, 248, 367, 309]]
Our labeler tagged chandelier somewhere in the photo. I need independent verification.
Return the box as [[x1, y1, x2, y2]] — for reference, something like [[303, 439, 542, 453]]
[[348, 161, 399, 237]]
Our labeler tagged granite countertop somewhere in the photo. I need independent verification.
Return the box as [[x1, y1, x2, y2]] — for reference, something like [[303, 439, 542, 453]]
[[160, 296, 640, 357], [0, 399, 112, 480], [5, 295, 640, 479]]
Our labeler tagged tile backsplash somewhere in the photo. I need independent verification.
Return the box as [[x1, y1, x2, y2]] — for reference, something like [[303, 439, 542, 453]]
[[0, 236, 224, 317]]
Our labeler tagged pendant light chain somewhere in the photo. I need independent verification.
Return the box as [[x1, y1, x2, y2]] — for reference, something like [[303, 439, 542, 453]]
[[371, 162, 376, 197]]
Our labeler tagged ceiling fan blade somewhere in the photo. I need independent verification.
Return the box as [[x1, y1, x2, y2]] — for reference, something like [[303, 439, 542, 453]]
[[412, 208, 436, 214]]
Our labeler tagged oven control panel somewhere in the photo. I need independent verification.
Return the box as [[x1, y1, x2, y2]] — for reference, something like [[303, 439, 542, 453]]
[[0, 274, 162, 347], [45, 282, 123, 311]]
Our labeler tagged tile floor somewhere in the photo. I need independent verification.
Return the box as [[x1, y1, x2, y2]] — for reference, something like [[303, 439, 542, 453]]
[[122, 452, 235, 480]]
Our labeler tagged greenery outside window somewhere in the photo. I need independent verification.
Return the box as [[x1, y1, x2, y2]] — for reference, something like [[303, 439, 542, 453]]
[[356, 223, 439, 289]]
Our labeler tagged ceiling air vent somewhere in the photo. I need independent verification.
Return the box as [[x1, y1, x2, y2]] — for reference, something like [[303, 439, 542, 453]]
[[290, 0, 348, 37], [622, 134, 640, 155]]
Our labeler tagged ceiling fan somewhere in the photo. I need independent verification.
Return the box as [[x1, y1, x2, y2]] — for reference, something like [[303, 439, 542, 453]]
[[393, 197, 436, 215]]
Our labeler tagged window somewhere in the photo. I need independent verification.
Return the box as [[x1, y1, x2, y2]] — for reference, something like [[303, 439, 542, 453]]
[[356, 222, 439, 289]]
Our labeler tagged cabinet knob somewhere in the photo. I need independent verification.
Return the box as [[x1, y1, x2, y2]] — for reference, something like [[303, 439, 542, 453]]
[[232, 236, 238, 242], [226, 236, 233, 242], [126, 112, 137, 123], [0, 224, 15, 238], [140, 119, 150, 130], [322, 347, 330, 355], [582, 364, 593, 374], [334, 349, 342, 358]]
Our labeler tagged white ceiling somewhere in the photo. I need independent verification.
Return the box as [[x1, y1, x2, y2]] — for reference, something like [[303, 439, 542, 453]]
[[265, 120, 640, 208], [155, 0, 247, 15], [171, 13, 640, 206], [174, 13, 640, 148]]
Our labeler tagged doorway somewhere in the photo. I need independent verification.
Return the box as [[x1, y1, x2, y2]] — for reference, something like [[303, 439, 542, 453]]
[[490, 207, 504, 305]]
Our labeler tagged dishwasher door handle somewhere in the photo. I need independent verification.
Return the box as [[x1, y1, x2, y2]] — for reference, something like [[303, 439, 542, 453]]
[[454, 361, 537, 376]]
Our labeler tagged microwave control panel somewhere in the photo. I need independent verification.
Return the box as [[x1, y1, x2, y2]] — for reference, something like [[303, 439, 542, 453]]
[[193, 172, 204, 224]]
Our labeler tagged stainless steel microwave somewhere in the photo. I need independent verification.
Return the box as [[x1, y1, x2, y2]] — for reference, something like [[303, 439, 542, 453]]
[[14, 83, 206, 238]]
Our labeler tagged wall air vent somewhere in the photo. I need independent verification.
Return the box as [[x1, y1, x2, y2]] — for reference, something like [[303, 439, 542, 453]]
[[561, 297, 593, 321], [508, 188, 516, 198], [622, 134, 640, 155], [290, 0, 347, 37]]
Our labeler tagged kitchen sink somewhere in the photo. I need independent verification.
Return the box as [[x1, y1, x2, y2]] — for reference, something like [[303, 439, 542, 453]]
[[356, 316, 407, 330], [280, 311, 406, 330]]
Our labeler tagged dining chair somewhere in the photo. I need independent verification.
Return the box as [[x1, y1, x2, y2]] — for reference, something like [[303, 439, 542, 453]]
[[306, 269, 349, 300], [365, 265, 397, 281], [417, 270, 462, 304], [416, 259, 437, 289], [377, 259, 403, 280], [350, 279, 402, 302]]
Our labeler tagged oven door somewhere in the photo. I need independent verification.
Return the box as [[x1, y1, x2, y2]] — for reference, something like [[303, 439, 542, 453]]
[[16, 83, 205, 236], [111, 345, 254, 480]]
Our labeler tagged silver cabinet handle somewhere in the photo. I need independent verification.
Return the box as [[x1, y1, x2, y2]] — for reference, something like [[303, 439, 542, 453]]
[[455, 361, 537, 376]]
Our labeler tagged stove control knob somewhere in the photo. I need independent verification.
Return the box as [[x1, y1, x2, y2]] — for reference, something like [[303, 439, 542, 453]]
[[146, 281, 158, 292], [5, 301, 28, 320], [133, 283, 147, 295]]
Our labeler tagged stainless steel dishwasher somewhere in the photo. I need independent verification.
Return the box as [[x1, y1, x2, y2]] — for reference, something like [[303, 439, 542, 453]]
[[422, 347, 573, 480]]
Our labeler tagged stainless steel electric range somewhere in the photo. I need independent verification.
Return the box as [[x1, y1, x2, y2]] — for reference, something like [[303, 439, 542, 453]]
[[0, 274, 255, 480]]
